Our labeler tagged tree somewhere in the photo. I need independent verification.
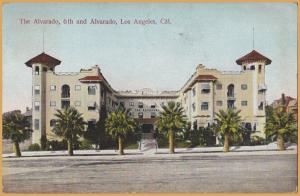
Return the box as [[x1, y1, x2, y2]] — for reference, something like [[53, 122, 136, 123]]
[[157, 101, 186, 154], [265, 103, 297, 151], [3, 111, 32, 157], [52, 107, 86, 156], [214, 109, 243, 152], [105, 106, 136, 155]]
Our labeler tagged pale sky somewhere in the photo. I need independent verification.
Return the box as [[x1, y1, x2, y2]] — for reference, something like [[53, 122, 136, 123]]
[[3, 3, 297, 112]]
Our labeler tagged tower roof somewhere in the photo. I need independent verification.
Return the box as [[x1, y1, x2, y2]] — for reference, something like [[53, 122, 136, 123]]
[[25, 52, 61, 67], [236, 50, 271, 65]]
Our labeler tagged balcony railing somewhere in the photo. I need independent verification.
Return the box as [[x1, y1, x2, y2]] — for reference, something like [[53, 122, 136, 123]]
[[227, 93, 236, 100], [258, 84, 267, 91]]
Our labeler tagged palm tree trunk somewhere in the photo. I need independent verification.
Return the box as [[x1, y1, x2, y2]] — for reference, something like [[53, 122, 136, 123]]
[[224, 134, 230, 152], [67, 139, 74, 156], [169, 130, 175, 154], [118, 136, 124, 155], [277, 134, 285, 151], [13, 141, 21, 157]]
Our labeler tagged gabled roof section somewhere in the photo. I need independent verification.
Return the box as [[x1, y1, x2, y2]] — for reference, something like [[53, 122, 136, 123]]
[[25, 52, 61, 67], [236, 50, 271, 65]]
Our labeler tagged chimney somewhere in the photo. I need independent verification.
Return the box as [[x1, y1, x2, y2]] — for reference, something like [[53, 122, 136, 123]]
[[196, 64, 205, 74]]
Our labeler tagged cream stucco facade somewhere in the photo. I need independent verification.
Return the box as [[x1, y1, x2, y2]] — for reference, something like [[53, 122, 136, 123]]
[[26, 50, 271, 144]]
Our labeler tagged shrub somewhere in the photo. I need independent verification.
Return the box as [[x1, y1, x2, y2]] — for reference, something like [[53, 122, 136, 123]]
[[47, 140, 67, 151], [28, 143, 41, 151], [251, 135, 267, 145], [78, 139, 94, 150]]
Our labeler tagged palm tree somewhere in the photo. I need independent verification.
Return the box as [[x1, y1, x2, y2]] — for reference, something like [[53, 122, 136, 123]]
[[52, 107, 86, 156], [3, 111, 32, 157], [214, 109, 243, 152], [105, 106, 136, 155], [265, 106, 297, 151], [157, 101, 186, 154]]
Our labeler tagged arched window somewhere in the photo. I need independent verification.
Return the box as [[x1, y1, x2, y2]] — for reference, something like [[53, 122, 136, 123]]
[[35, 66, 39, 75], [258, 65, 262, 73], [227, 84, 234, 97], [243, 66, 246, 70], [61, 85, 70, 98], [250, 65, 255, 70]]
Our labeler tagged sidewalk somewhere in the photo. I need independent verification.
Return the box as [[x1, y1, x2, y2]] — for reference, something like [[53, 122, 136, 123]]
[[3, 143, 297, 158]]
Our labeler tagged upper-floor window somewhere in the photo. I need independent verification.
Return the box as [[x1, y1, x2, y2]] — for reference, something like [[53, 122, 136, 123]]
[[50, 101, 56, 107], [34, 85, 40, 95], [61, 85, 70, 98], [138, 112, 143, 118], [151, 104, 156, 108], [61, 100, 70, 109], [42, 67, 47, 72], [258, 65, 262, 73], [75, 85, 81, 91], [216, 83, 222, 90], [243, 66, 246, 70], [241, 84, 248, 90], [258, 102, 264, 110], [34, 119, 39, 130], [151, 112, 156, 118], [201, 102, 209, 110], [192, 87, 196, 96], [192, 103, 196, 112], [250, 65, 255, 70], [241, 101, 248, 106], [201, 83, 210, 94], [216, 101, 223, 106], [88, 86, 96, 95], [138, 102, 143, 108], [50, 85, 56, 91], [88, 102, 96, 110], [35, 66, 39, 75], [34, 101, 40, 111], [129, 102, 134, 106], [227, 84, 235, 97]]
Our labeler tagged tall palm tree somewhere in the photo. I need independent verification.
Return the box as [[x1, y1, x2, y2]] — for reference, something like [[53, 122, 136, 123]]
[[265, 106, 297, 151], [214, 109, 243, 152], [52, 107, 86, 156], [157, 101, 186, 154], [105, 106, 136, 155], [3, 111, 32, 157]]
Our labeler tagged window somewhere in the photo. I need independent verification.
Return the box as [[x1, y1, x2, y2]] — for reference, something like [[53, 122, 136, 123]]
[[227, 100, 235, 109], [129, 102, 134, 106], [61, 85, 70, 98], [250, 65, 255, 70], [88, 102, 96, 110], [151, 112, 156, 118], [34, 119, 39, 129], [34, 101, 40, 111], [192, 87, 196, 96], [75, 101, 81, 107], [241, 101, 248, 106], [34, 85, 40, 95], [258, 65, 262, 73], [50, 101, 56, 107], [61, 100, 70, 109], [120, 102, 125, 107], [201, 102, 209, 110], [192, 103, 196, 112], [42, 67, 47, 72], [50, 85, 56, 91], [151, 105, 156, 108], [241, 84, 247, 90], [201, 83, 210, 94], [138, 112, 143, 118], [216, 83, 222, 90], [243, 66, 246, 70], [50, 119, 56, 127], [216, 101, 223, 106], [227, 84, 234, 97], [138, 102, 143, 108], [75, 85, 81, 91], [35, 66, 39, 75], [87, 119, 96, 129], [258, 102, 264, 110], [88, 86, 96, 95]]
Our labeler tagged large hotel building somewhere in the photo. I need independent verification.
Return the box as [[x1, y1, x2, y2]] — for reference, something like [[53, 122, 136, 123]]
[[25, 50, 271, 144]]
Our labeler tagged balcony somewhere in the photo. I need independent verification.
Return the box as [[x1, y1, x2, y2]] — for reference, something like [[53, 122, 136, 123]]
[[227, 93, 236, 100]]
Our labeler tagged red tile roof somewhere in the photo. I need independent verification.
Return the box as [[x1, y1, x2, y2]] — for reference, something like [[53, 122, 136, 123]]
[[79, 75, 103, 82], [25, 52, 61, 67], [195, 75, 218, 81], [236, 50, 271, 65]]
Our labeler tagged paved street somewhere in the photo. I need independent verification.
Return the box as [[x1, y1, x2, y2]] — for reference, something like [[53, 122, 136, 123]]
[[3, 151, 297, 193]]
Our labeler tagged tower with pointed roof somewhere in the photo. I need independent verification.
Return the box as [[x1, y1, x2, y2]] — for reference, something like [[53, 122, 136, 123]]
[[25, 52, 61, 145]]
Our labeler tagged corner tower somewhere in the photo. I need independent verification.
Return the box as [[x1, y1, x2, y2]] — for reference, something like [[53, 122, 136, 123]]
[[25, 52, 61, 145], [236, 50, 272, 137]]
